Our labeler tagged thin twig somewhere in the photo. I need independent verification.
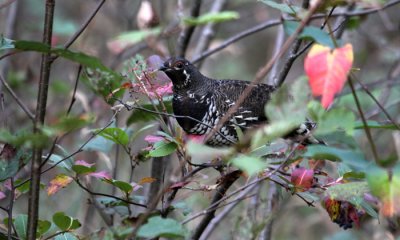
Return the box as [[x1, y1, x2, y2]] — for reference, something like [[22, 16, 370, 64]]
[[75, 179, 147, 208], [348, 75, 379, 162], [63, 0, 106, 50], [0, 74, 35, 120], [43, 230, 69, 240], [354, 77, 400, 130]]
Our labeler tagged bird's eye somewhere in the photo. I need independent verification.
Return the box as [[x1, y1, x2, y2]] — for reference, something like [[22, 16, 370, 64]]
[[174, 62, 184, 69]]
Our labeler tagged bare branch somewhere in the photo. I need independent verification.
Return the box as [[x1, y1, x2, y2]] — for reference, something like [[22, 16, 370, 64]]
[[199, 179, 260, 240], [63, 0, 106, 50], [176, 0, 202, 57], [348, 75, 379, 162], [191, 170, 242, 239], [75, 178, 147, 208], [27, 1, 55, 238], [193, 0, 227, 68]]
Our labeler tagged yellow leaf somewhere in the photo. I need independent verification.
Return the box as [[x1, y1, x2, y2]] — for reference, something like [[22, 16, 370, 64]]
[[47, 174, 73, 196]]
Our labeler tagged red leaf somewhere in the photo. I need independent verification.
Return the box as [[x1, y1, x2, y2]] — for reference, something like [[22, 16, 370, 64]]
[[144, 135, 164, 144], [305, 43, 353, 109], [290, 167, 314, 191], [74, 160, 95, 168], [87, 171, 112, 180]]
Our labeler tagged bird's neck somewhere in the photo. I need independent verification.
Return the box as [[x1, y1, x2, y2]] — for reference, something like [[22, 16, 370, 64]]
[[173, 70, 211, 95]]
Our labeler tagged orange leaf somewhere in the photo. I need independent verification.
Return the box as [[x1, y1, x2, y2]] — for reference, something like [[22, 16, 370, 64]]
[[380, 186, 400, 217], [138, 177, 157, 185], [305, 43, 353, 109], [47, 174, 73, 196]]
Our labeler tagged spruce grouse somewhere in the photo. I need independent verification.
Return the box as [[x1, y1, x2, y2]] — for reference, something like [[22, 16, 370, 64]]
[[159, 57, 323, 146]]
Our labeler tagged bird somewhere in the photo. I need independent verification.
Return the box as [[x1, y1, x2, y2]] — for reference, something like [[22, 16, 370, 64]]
[[159, 57, 324, 147]]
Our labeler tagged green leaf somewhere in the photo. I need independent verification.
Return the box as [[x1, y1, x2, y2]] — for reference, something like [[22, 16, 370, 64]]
[[186, 141, 232, 161], [37, 220, 51, 236], [0, 147, 31, 181], [82, 134, 114, 153], [47, 153, 74, 171], [137, 216, 186, 238], [14, 214, 28, 240], [54, 233, 79, 240], [115, 27, 161, 45], [325, 182, 369, 202], [52, 212, 75, 231], [304, 145, 368, 170], [255, 77, 310, 148], [183, 11, 239, 26], [0, 129, 51, 148], [126, 101, 173, 125], [104, 179, 133, 193], [14, 179, 30, 193], [96, 127, 129, 146], [308, 101, 356, 136], [260, 0, 301, 14], [284, 21, 336, 48], [52, 114, 95, 133], [148, 141, 177, 157], [230, 155, 266, 176], [354, 120, 399, 130], [72, 165, 96, 175]]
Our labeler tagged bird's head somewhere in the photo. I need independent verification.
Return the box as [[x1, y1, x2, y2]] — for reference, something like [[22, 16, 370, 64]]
[[159, 57, 198, 89]]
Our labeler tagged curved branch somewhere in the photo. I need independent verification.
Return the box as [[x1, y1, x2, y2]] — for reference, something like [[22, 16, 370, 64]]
[[176, 0, 202, 57], [75, 179, 147, 208], [191, 170, 242, 239]]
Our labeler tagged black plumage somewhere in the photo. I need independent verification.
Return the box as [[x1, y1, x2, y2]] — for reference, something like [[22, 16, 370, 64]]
[[159, 57, 322, 146]]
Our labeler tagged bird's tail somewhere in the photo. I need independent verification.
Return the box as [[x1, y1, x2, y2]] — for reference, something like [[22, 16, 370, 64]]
[[284, 120, 326, 145]]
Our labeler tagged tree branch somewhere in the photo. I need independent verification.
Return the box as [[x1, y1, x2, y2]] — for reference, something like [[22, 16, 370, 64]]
[[27, 1, 55, 239], [176, 0, 202, 57], [199, 179, 260, 240], [193, 0, 227, 68], [191, 170, 242, 240]]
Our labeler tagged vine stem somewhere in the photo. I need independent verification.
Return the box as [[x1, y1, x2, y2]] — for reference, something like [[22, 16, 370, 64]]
[[348, 75, 379, 163]]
